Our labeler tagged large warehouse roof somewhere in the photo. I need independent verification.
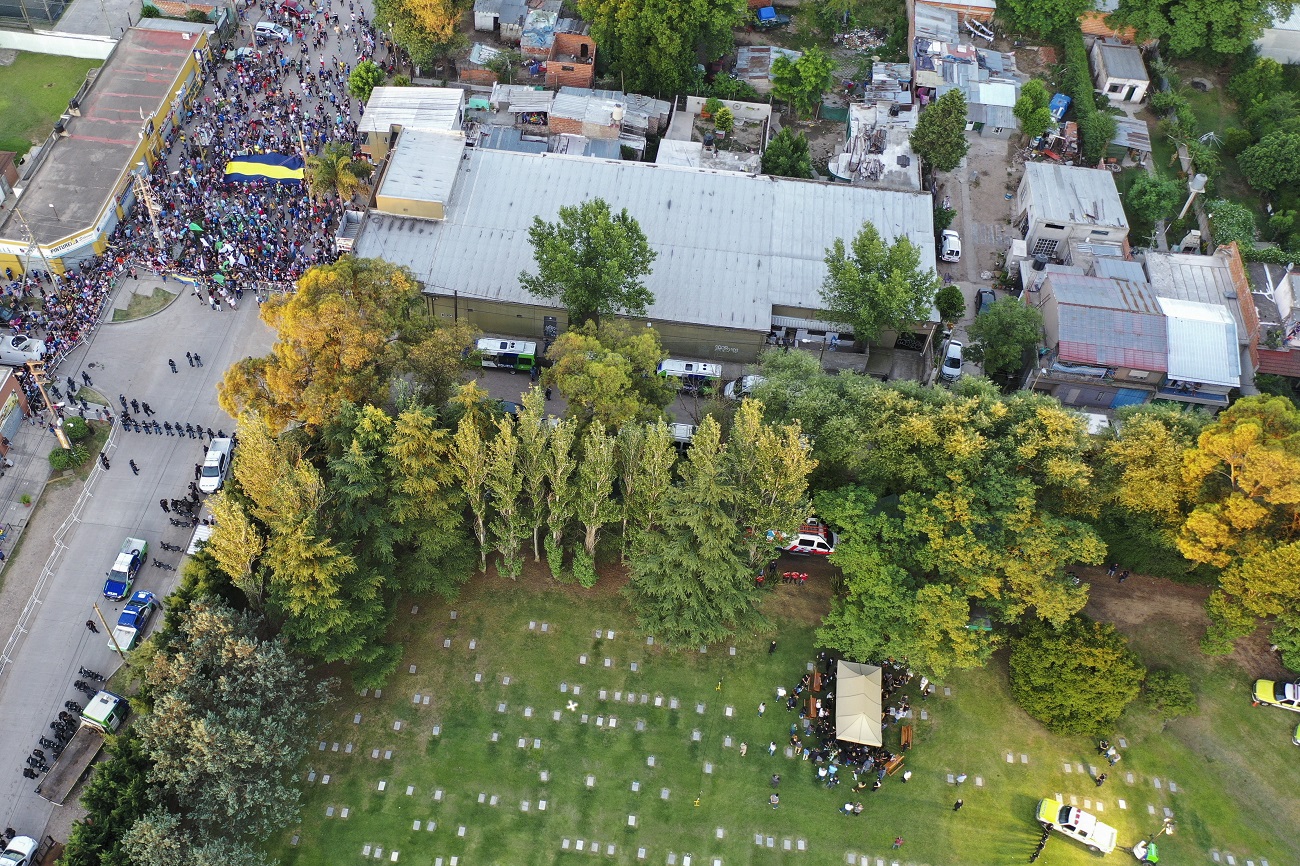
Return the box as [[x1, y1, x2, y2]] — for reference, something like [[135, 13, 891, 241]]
[[354, 148, 935, 333]]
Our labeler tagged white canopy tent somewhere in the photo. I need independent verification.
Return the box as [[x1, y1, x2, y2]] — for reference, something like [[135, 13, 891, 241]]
[[835, 660, 883, 746]]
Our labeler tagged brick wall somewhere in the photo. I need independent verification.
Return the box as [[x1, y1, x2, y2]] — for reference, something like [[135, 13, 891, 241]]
[[460, 66, 498, 86], [548, 115, 583, 136], [547, 33, 594, 88]]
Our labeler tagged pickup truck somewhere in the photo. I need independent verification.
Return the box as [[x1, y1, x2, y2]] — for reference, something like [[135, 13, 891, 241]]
[[103, 537, 147, 600], [37, 691, 128, 805], [109, 590, 157, 652], [1036, 797, 1118, 854]]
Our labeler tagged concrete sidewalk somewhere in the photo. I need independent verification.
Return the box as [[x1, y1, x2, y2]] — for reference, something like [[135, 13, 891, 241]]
[[0, 422, 60, 565]]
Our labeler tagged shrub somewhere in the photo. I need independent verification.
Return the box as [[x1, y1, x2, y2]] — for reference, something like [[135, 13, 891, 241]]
[[63, 415, 90, 442], [140, 2, 160, 16], [935, 283, 966, 324], [1143, 670, 1198, 722], [184, 8, 207, 21], [49, 444, 89, 471], [572, 549, 598, 588], [1059, 30, 1112, 165]]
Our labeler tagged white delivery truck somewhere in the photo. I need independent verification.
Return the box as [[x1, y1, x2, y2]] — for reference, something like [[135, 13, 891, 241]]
[[36, 691, 128, 805]]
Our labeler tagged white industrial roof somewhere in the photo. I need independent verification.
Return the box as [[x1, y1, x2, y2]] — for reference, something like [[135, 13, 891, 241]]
[[377, 130, 466, 206], [359, 87, 464, 134], [1158, 297, 1241, 386], [1023, 162, 1127, 231], [355, 148, 935, 334]]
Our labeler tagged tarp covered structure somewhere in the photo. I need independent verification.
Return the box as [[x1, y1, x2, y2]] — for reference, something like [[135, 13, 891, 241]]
[[835, 660, 883, 746]]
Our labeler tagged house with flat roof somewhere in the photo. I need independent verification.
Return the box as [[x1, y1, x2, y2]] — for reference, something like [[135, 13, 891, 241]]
[[359, 87, 464, 161], [1090, 39, 1149, 104], [0, 22, 212, 275], [1015, 162, 1128, 260], [352, 144, 936, 362]]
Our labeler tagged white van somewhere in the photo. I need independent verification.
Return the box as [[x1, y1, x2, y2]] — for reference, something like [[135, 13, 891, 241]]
[[723, 375, 766, 400], [198, 437, 234, 494], [0, 333, 47, 366]]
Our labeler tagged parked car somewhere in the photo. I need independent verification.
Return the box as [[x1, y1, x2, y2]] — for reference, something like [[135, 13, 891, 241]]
[[278, 0, 307, 16], [110, 590, 158, 651], [1036, 798, 1118, 854], [940, 339, 964, 383], [103, 537, 147, 600], [1253, 679, 1300, 712], [975, 288, 996, 315], [939, 229, 962, 263], [254, 21, 291, 42]]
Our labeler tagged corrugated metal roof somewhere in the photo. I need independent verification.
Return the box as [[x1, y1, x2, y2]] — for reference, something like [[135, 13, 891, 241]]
[[735, 46, 802, 81], [377, 130, 466, 207], [356, 149, 935, 333], [490, 83, 554, 113], [1158, 297, 1241, 386], [1093, 257, 1147, 284], [1048, 271, 1167, 369], [1023, 162, 1127, 231], [1111, 117, 1151, 151], [1144, 250, 1246, 340], [1096, 41, 1148, 82], [359, 87, 464, 134]]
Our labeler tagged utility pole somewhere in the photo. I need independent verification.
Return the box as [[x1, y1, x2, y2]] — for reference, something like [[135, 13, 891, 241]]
[[93, 603, 126, 657], [132, 166, 165, 251], [10, 207, 59, 281], [25, 360, 71, 449]]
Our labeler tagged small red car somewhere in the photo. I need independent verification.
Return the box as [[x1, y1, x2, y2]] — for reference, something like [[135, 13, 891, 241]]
[[279, 0, 307, 17]]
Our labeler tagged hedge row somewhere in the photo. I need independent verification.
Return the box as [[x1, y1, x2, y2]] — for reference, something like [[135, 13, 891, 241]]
[[1058, 29, 1117, 166]]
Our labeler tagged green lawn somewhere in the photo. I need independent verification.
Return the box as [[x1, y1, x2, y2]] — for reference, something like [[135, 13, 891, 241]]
[[0, 53, 101, 157], [269, 573, 1299, 866], [112, 288, 176, 322]]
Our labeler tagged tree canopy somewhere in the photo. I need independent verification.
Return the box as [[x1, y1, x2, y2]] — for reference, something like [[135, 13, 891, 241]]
[[1239, 130, 1300, 192], [347, 60, 386, 101], [1111, 0, 1289, 55], [910, 89, 970, 173], [578, 0, 745, 95], [761, 127, 813, 179], [1013, 79, 1055, 140], [1001, 0, 1094, 35], [519, 197, 657, 326], [544, 320, 675, 427], [218, 257, 474, 431], [966, 297, 1042, 378], [373, 0, 465, 68], [1125, 172, 1186, 227], [819, 222, 940, 349], [1008, 617, 1146, 735], [771, 47, 835, 118]]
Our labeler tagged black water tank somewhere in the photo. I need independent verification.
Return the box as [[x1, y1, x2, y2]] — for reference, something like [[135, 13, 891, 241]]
[[1032, 254, 1048, 271]]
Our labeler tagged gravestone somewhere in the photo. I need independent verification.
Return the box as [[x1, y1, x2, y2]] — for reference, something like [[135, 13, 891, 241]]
[[692, 729, 702, 741], [607, 630, 616, 639], [1006, 753, 1014, 763], [561, 682, 568, 693], [696, 703, 705, 714], [385, 750, 393, 760], [490, 795, 499, 805], [647, 755, 656, 767], [341, 808, 349, 818], [538, 800, 547, 810], [608, 719, 616, 730], [541, 770, 550, 781], [413, 821, 421, 831], [474, 673, 482, 683], [491, 732, 500, 742], [331, 742, 339, 751], [457, 827, 465, 837], [580, 655, 588, 665], [975, 777, 983, 787], [671, 698, 680, 709], [326, 807, 334, 817], [581, 714, 589, 723], [406, 785, 414, 795], [524, 707, 533, 718], [631, 781, 641, 792], [345, 743, 353, 753], [308, 771, 317, 782], [411, 605, 419, 614], [699, 646, 707, 653], [502, 676, 510, 686], [378, 781, 386, 791], [319, 742, 327, 751], [434, 789, 444, 800], [553, 710, 562, 721], [654, 696, 663, 707], [647, 637, 654, 645], [521, 801, 530, 812], [636, 720, 646, 731], [630, 662, 639, 672], [322, 775, 330, 784], [716, 828, 724, 839], [373, 749, 381, 759], [797, 840, 806, 851], [1118, 799, 1127, 809], [393, 721, 401, 731], [704, 762, 713, 774], [660, 788, 670, 800], [725, 706, 733, 717], [724, 736, 733, 747], [600, 690, 608, 700], [641, 694, 649, 703], [587, 775, 596, 788], [529, 621, 536, 630], [1021, 754, 1029, 764], [628, 815, 637, 827], [519, 738, 527, 748], [443, 640, 450, 648], [291, 836, 299, 847], [432, 725, 441, 736], [497, 702, 507, 713], [604, 658, 613, 668], [413, 694, 421, 704], [638, 849, 646, 860], [729, 647, 736, 656], [541, 623, 549, 632], [409, 665, 417, 674], [422, 696, 430, 706], [450, 611, 457, 619], [469, 640, 477, 650], [573, 686, 581, 695]]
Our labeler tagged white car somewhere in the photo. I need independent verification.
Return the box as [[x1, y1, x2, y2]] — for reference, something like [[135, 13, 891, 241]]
[[940, 339, 964, 383], [0, 837, 39, 866], [939, 229, 962, 263], [254, 21, 292, 42]]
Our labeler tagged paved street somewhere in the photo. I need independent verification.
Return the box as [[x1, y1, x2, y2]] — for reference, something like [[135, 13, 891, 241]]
[[0, 287, 272, 835]]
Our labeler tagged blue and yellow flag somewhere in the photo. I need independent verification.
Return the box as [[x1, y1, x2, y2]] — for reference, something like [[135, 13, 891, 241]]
[[223, 153, 305, 184]]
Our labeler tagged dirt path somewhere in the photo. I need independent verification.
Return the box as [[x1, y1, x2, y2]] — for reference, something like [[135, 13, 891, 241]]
[[1080, 564, 1290, 679]]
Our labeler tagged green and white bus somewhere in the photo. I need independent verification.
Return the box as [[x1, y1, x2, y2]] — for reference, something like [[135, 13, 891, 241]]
[[477, 338, 537, 372]]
